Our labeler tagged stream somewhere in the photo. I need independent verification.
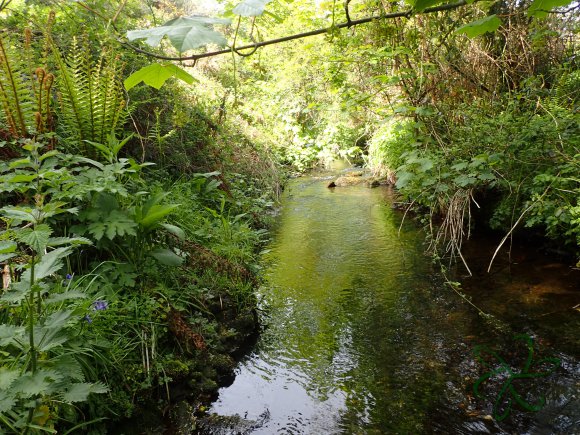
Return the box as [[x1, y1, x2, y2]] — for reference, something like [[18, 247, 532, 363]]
[[201, 165, 579, 434]]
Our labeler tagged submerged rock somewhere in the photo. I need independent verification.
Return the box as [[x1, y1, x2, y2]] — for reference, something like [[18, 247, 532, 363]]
[[327, 172, 382, 188], [197, 410, 270, 435]]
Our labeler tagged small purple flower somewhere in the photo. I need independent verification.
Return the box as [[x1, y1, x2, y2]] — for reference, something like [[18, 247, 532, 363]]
[[92, 300, 108, 311], [65, 274, 73, 280], [83, 315, 92, 323]]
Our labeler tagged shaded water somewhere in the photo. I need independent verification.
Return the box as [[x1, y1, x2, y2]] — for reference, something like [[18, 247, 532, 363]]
[[205, 167, 579, 434]]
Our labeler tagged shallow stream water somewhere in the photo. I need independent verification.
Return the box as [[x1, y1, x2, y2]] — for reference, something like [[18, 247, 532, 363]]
[[203, 165, 579, 434]]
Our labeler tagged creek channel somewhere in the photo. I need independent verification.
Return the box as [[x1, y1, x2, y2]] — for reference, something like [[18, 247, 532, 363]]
[[200, 164, 579, 434]]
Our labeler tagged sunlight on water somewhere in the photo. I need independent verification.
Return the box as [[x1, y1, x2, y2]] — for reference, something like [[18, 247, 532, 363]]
[[207, 169, 579, 434]]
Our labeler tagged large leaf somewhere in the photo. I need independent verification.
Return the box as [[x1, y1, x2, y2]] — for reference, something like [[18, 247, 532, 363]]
[[0, 240, 17, 254], [0, 240, 17, 262], [527, 0, 574, 17], [161, 223, 186, 240], [46, 236, 92, 247], [61, 382, 108, 403], [21, 247, 72, 281], [51, 355, 84, 381], [233, 0, 273, 16], [138, 204, 179, 229], [127, 16, 231, 52], [124, 63, 196, 91], [151, 248, 184, 266], [0, 367, 20, 390], [16, 224, 52, 253], [11, 369, 62, 398], [455, 15, 502, 38], [45, 290, 88, 305], [0, 324, 25, 346]]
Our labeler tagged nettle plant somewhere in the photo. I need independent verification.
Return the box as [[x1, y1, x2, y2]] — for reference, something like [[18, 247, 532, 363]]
[[0, 140, 108, 432]]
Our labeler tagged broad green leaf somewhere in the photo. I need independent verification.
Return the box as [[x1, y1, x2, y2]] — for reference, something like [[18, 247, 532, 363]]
[[17, 224, 52, 253], [455, 15, 502, 38], [46, 236, 92, 247], [453, 174, 477, 187], [1, 207, 36, 223], [413, 0, 445, 12], [161, 223, 186, 240], [0, 240, 17, 254], [125, 63, 196, 91], [11, 370, 61, 398], [0, 285, 29, 304], [45, 291, 87, 304], [0, 324, 25, 346], [61, 382, 108, 403], [127, 16, 231, 52], [527, 0, 573, 17], [22, 247, 72, 281], [8, 158, 31, 169], [7, 174, 37, 183], [39, 150, 60, 161], [233, 0, 273, 16], [0, 395, 16, 413], [138, 204, 179, 229], [151, 248, 184, 266], [51, 355, 85, 381], [0, 368, 20, 390], [34, 311, 74, 352], [0, 252, 16, 262]]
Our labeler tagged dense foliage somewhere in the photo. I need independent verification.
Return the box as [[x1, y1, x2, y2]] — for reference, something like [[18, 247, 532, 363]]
[[0, 0, 577, 432]]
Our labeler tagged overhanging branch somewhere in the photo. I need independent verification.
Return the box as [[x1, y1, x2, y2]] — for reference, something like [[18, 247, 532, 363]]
[[123, 0, 473, 62]]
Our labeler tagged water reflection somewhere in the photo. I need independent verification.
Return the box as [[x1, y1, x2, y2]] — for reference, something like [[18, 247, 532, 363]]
[[208, 171, 579, 434]]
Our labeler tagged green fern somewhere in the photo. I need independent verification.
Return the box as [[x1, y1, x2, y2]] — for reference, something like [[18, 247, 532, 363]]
[[0, 31, 53, 140], [54, 37, 127, 156]]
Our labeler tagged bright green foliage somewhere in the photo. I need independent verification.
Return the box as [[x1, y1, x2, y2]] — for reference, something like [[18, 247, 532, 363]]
[[53, 38, 126, 156], [455, 15, 502, 37], [124, 63, 195, 90], [127, 16, 231, 52], [233, 0, 273, 17], [527, 0, 575, 17]]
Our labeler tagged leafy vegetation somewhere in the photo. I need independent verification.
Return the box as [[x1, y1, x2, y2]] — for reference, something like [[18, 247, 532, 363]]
[[0, 0, 578, 431]]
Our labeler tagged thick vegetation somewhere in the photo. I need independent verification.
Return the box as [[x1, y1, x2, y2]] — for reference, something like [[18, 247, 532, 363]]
[[0, 0, 578, 432]]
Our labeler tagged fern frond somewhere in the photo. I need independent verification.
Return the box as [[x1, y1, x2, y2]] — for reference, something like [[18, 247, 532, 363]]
[[54, 38, 127, 157], [0, 35, 34, 138]]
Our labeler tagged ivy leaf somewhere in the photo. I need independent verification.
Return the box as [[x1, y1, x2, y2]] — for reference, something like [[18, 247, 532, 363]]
[[151, 248, 184, 266], [127, 16, 231, 52], [16, 224, 52, 253], [124, 63, 196, 91], [61, 382, 108, 403], [527, 0, 574, 17], [233, 0, 273, 16], [455, 15, 502, 38]]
